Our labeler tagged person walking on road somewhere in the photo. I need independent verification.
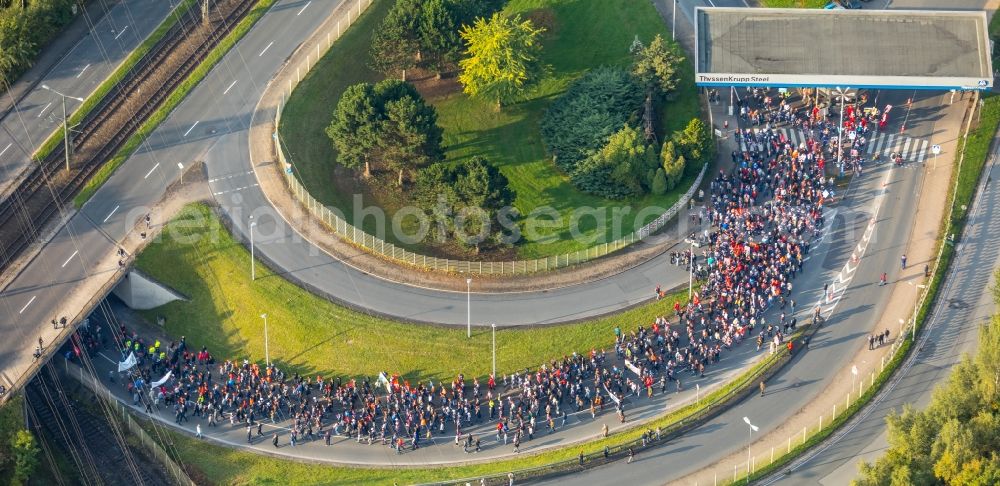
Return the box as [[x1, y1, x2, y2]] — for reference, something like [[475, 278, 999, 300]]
[[879, 272, 887, 286], [759, 381, 766, 397], [901, 254, 907, 269], [272, 432, 279, 448], [627, 447, 635, 464]]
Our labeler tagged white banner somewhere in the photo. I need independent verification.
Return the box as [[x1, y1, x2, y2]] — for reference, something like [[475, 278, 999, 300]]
[[603, 384, 621, 406], [151, 371, 172, 388], [118, 352, 137, 372], [377, 372, 391, 394], [623, 359, 642, 377]]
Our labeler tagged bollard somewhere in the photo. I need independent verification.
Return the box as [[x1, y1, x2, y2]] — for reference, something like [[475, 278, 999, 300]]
[[771, 447, 774, 465], [788, 436, 791, 453], [803, 426, 806, 445]]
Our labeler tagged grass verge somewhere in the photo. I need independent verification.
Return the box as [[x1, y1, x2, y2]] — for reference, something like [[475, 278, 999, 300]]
[[33, 0, 197, 162], [732, 94, 1000, 485], [279, 0, 701, 260], [137, 203, 692, 384], [73, 0, 277, 207]]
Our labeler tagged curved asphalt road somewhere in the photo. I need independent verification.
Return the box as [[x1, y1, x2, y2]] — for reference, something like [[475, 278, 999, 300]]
[[763, 111, 1000, 486], [0, 0, 979, 480], [533, 86, 960, 484]]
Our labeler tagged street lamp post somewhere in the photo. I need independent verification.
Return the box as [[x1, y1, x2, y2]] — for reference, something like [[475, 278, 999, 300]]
[[491, 323, 496, 378], [466, 278, 472, 338], [743, 417, 759, 483], [250, 216, 257, 281], [672, 0, 676, 41], [260, 313, 269, 367], [40, 84, 84, 172]]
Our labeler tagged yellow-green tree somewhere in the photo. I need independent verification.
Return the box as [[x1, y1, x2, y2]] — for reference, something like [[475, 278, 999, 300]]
[[458, 13, 545, 111]]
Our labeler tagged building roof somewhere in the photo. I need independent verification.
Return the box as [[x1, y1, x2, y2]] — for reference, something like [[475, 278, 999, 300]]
[[695, 7, 993, 90]]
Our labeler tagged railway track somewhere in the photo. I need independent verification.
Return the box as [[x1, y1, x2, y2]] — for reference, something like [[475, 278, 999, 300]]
[[0, 0, 256, 274], [26, 365, 169, 486]]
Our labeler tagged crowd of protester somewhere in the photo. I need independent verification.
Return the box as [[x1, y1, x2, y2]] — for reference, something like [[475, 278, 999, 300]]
[[89, 88, 836, 455]]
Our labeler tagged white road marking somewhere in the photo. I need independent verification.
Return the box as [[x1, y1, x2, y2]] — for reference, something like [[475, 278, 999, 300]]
[[207, 170, 254, 183], [259, 41, 274, 57], [38, 102, 52, 118], [183, 121, 199, 137], [213, 183, 259, 196], [114, 25, 129, 40], [297, 1, 311, 15], [144, 162, 160, 179], [61, 250, 78, 268], [223, 80, 238, 94], [77, 63, 91, 78], [103, 204, 120, 223], [0, 143, 11, 158], [19, 296, 36, 314]]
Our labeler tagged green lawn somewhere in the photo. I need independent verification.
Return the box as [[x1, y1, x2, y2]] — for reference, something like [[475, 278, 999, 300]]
[[279, 0, 701, 260], [137, 204, 688, 384]]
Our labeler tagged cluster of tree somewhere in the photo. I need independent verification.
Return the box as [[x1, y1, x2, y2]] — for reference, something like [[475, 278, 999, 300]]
[[326, 79, 443, 186], [0, 0, 77, 86], [415, 156, 516, 251], [540, 58, 709, 200], [540, 67, 645, 174], [570, 117, 713, 200], [370, 0, 504, 80], [854, 298, 1000, 486]]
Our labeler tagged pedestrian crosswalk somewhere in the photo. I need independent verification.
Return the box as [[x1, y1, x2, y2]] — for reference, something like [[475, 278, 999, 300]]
[[737, 127, 932, 164]]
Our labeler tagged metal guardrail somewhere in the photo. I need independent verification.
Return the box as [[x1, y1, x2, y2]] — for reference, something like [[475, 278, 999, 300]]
[[271, 0, 707, 275]]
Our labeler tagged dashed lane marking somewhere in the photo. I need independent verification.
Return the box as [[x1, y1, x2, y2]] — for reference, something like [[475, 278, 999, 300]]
[[19, 295, 35, 314]]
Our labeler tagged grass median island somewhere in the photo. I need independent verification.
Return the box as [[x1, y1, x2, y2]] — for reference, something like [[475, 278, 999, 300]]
[[279, 0, 701, 260], [136, 203, 689, 383]]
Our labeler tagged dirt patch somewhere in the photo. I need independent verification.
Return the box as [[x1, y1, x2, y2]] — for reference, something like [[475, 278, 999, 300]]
[[408, 67, 463, 100], [526, 8, 558, 35]]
